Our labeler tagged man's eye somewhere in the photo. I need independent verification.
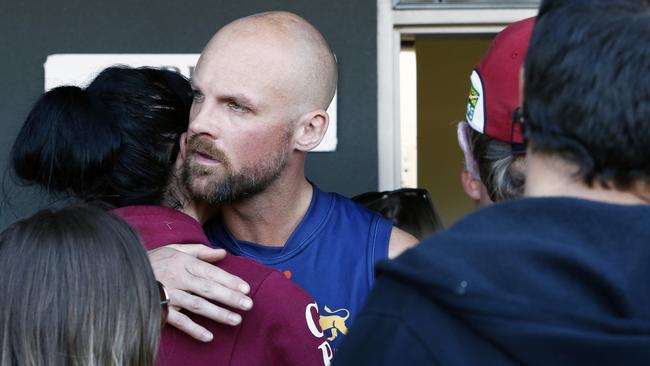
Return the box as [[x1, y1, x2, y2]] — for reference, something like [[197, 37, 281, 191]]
[[227, 101, 248, 113], [192, 89, 204, 102]]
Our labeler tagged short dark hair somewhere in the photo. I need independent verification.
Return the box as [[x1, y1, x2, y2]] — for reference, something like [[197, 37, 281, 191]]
[[11, 66, 193, 207], [353, 188, 443, 240], [523, 0, 650, 189], [0, 205, 160, 365]]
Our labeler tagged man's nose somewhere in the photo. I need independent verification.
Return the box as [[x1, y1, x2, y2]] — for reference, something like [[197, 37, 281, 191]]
[[189, 101, 220, 138]]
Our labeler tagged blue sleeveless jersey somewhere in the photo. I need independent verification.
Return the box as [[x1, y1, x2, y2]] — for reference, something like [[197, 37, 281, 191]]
[[204, 184, 393, 349]]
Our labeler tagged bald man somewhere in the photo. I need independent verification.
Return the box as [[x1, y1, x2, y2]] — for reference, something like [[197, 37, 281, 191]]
[[175, 11, 418, 350]]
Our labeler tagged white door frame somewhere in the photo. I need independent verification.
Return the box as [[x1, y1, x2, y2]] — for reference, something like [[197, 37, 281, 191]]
[[377, 0, 538, 190]]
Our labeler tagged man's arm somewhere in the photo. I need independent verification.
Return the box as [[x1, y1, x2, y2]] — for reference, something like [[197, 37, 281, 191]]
[[148, 244, 253, 342], [388, 227, 419, 259]]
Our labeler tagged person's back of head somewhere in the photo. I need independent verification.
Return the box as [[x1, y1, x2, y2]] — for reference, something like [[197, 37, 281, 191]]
[[0, 205, 161, 365], [353, 188, 443, 240], [462, 128, 526, 202], [524, 0, 650, 191], [459, 17, 534, 206], [11, 66, 193, 208]]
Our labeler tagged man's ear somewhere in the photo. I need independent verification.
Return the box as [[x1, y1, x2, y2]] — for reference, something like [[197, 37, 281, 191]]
[[461, 169, 483, 202], [293, 110, 329, 152]]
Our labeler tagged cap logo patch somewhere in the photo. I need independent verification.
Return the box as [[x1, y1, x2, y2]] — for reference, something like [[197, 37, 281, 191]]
[[466, 84, 480, 122], [466, 70, 485, 133]]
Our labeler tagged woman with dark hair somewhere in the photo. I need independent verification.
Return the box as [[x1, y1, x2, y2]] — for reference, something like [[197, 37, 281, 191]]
[[352, 188, 443, 240], [10, 66, 328, 365], [12, 66, 191, 207], [0, 205, 163, 366]]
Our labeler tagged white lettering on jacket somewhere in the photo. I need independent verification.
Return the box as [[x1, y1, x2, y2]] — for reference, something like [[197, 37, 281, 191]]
[[306, 302, 332, 366]]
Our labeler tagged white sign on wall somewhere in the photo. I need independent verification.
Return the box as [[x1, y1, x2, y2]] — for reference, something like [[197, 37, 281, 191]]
[[44, 54, 337, 152]]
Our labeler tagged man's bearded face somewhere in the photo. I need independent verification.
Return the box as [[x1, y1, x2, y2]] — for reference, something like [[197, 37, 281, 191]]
[[182, 132, 291, 204]]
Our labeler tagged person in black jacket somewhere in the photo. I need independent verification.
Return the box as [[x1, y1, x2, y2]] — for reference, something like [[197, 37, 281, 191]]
[[336, 0, 650, 365]]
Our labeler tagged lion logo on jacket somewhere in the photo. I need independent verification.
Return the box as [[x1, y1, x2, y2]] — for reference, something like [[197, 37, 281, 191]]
[[319, 306, 350, 341]]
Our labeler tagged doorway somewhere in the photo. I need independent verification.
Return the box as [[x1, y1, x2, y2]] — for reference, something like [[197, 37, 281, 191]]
[[378, 0, 537, 226], [415, 36, 492, 226]]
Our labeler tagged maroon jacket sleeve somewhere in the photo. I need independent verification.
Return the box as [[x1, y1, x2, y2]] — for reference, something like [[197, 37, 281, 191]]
[[233, 271, 332, 366]]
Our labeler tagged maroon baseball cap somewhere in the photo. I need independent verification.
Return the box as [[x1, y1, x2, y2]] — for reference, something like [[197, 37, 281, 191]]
[[465, 17, 535, 146]]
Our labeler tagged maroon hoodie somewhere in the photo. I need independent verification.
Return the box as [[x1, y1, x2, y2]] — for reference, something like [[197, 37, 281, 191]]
[[112, 206, 330, 366]]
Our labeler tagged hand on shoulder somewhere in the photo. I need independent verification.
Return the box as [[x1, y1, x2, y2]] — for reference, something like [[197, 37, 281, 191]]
[[148, 244, 253, 342]]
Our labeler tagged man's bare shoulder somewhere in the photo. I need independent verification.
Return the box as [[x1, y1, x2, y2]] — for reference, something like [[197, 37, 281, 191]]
[[388, 227, 419, 259]]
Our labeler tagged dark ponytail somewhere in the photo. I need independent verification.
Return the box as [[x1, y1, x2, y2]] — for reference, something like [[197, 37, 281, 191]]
[[10, 66, 192, 207], [10, 85, 120, 198]]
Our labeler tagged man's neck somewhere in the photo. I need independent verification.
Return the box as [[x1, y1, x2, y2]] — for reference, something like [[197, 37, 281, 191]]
[[219, 173, 314, 247], [525, 151, 650, 205], [179, 200, 216, 225]]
